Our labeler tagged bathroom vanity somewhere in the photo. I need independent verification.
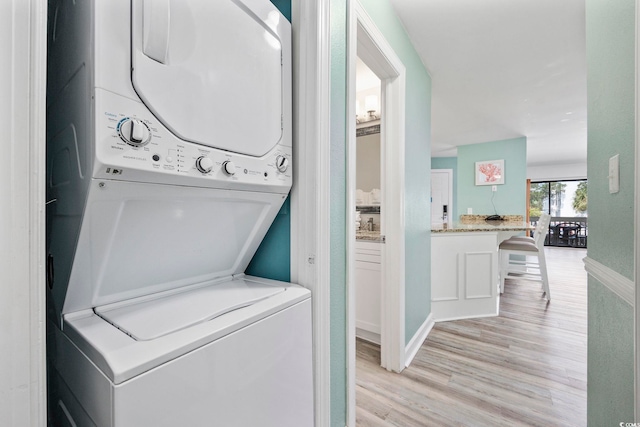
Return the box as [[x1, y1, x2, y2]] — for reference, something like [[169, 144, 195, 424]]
[[355, 232, 384, 344]]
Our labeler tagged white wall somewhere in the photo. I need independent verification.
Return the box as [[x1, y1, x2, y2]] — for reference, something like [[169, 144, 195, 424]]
[[527, 161, 587, 181], [0, 1, 47, 425]]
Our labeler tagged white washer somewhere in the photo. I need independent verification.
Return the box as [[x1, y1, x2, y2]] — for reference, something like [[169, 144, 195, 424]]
[[46, 1, 312, 426]]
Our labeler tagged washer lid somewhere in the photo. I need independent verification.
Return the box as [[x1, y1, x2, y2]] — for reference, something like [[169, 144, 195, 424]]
[[95, 278, 286, 341], [131, 0, 290, 157]]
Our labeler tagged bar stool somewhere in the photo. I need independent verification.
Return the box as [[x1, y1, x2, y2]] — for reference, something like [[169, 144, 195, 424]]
[[499, 213, 551, 300]]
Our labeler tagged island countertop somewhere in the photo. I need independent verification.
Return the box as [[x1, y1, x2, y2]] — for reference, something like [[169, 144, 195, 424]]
[[431, 221, 534, 233], [432, 215, 534, 234]]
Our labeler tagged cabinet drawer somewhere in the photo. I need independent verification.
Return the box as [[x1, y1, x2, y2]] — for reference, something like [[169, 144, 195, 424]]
[[354, 253, 381, 264]]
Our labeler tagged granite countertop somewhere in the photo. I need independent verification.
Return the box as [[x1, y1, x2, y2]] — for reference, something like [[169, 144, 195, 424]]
[[355, 230, 385, 242], [432, 215, 533, 233], [431, 221, 534, 233]]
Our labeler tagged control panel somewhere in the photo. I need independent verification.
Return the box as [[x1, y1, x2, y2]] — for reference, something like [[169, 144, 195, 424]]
[[95, 90, 292, 193]]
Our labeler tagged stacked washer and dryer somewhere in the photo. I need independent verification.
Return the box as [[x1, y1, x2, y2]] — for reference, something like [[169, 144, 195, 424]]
[[46, 1, 313, 426]]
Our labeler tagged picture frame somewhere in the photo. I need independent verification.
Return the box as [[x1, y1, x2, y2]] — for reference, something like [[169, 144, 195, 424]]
[[475, 159, 505, 185]]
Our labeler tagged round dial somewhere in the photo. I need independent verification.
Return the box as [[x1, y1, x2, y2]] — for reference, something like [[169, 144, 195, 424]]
[[118, 118, 151, 147], [195, 156, 214, 174], [276, 155, 289, 173], [222, 161, 236, 175]]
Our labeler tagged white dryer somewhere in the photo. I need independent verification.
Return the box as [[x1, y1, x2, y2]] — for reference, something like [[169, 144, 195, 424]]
[[46, 1, 312, 426]]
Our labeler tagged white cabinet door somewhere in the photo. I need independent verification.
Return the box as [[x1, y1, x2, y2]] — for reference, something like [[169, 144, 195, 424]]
[[355, 241, 382, 343]]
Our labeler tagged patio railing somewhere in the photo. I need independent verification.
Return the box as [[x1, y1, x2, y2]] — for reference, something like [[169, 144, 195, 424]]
[[530, 216, 588, 248]]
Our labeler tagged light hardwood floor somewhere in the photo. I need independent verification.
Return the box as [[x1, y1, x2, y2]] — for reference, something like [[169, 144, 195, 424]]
[[356, 247, 587, 427]]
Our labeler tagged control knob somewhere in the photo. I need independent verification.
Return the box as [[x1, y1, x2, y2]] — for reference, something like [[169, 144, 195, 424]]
[[195, 156, 214, 174], [118, 118, 151, 147], [276, 155, 289, 173], [222, 161, 236, 175]]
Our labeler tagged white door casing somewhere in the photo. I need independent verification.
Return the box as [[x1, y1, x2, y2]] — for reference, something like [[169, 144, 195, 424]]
[[1, 0, 47, 425], [290, 1, 331, 426], [634, 0, 640, 416]]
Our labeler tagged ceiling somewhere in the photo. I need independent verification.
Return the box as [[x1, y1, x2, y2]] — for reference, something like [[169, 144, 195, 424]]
[[386, 0, 587, 166]]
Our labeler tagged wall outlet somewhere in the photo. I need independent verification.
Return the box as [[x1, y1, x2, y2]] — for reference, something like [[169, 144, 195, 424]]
[[467, 208, 473, 214], [491, 185, 497, 192]]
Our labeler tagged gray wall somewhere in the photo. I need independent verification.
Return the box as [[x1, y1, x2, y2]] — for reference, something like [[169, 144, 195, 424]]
[[356, 132, 381, 192]]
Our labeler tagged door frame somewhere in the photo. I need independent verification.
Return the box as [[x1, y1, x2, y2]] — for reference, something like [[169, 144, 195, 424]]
[[635, 0, 640, 416], [3, 0, 48, 424], [346, 1, 407, 425], [290, 1, 332, 426]]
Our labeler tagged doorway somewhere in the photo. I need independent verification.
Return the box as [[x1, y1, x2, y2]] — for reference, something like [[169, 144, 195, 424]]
[[347, 2, 407, 425], [431, 169, 453, 228], [354, 58, 383, 346]]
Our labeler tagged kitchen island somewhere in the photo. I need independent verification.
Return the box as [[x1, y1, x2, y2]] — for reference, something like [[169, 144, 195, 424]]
[[431, 216, 533, 321]]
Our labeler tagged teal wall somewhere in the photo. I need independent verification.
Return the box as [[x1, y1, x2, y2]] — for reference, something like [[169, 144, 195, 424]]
[[587, 277, 635, 423], [586, 0, 635, 423], [269, 0, 290, 21], [457, 138, 527, 217], [431, 157, 458, 221], [360, 0, 433, 347], [323, 0, 433, 423], [330, 1, 348, 425], [245, 198, 290, 281]]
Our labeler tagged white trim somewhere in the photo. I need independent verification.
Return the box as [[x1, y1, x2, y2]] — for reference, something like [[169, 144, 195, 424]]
[[346, 1, 358, 425], [1, 0, 47, 424], [404, 314, 435, 368], [354, 0, 407, 375], [290, 1, 331, 425], [355, 328, 381, 345], [584, 256, 635, 307], [30, 2, 48, 423], [634, 0, 640, 416]]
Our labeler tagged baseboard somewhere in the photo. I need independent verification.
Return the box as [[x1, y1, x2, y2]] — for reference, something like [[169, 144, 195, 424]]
[[355, 328, 380, 345], [583, 256, 634, 307], [404, 313, 434, 368], [433, 312, 499, 323]]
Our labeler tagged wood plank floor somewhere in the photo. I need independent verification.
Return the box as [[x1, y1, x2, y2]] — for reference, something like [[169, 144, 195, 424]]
[[356, 247, 587, 427]]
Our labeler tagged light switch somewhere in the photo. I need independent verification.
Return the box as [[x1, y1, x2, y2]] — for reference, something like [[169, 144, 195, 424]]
[[609, 154, 619, 194]]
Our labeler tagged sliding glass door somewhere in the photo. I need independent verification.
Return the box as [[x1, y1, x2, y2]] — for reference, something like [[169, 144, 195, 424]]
[[529, 180, 587, 248]]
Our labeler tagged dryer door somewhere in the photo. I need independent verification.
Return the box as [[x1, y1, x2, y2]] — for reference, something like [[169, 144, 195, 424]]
[[131, 0, 290, 157]]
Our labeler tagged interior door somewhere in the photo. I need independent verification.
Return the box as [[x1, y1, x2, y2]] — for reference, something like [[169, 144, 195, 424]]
[[431, 169, 453, 227]]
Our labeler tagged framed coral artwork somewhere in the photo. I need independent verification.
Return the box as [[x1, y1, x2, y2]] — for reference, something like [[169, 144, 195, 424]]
[[475, 159, 504, 185]]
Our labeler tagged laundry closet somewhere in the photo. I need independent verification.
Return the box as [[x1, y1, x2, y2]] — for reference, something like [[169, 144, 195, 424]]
[[45, 1, 313, 426]]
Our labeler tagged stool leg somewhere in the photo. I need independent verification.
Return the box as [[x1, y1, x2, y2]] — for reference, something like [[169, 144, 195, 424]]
[[538, 249, 550, 300], [499, 250, 507, 293]]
